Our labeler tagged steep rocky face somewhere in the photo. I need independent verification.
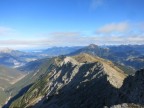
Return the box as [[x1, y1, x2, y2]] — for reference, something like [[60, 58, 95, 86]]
[[9, 54, 126, 108], [73, 53, 126, 88], [104, 69, 144, 108], [118, 69, 144, 104]]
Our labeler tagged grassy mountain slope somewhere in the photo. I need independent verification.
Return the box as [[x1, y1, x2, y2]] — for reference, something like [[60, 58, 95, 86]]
[[9, 53, 126, 108], [3, 57, 60, 108], [5, 58, 52, 98], [0, 65, 25, 107]]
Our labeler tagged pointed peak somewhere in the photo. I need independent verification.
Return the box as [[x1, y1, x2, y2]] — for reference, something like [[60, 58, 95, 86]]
[[88, 44, 99, 48]]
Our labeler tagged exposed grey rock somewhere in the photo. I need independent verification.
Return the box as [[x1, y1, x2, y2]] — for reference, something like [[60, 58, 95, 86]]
[[109, 103, 144, 108]]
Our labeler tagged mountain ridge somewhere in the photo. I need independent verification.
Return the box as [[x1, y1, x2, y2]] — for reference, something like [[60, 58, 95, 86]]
[[8, 53, 126, 108], [69, 44, 144, 70]]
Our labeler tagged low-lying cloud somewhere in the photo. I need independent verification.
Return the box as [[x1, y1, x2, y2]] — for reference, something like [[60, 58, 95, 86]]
[[97, 22, 130, 33], [0, 22, 144, 49]]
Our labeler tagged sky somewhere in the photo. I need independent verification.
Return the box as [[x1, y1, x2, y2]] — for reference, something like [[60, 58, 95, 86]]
[[0, 0, 144, 49]]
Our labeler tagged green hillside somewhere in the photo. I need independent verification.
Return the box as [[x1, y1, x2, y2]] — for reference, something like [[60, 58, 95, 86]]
[[0, 65, 25, 106]]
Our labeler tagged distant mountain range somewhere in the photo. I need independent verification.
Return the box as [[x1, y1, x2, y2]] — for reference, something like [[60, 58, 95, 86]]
[[70, 44, 144, 70], [0, 47, 83, 68], [35, 46, 83, 56], [1, 45, 144, 70], [0, 48, 40, 68]]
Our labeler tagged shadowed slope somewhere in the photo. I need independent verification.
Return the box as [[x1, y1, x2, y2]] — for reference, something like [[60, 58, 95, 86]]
[[9, 54, 126, 108]]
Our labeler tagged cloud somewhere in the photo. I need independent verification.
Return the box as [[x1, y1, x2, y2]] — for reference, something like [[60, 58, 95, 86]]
[[50, 32, 80, 38], [91, 0, 104, 9], [138, 22, 144, 31], [0, 27, 12, 32], [47, 31, 144, 46], [0, 26, 15, 36], [105, 35, 144, 45], [0, 39, 50, 46], [48, 32, 89, 46], [1, 31, 144, 49], [0, 32, 95, 48], [0, 22, 144, 49], [0, 32, 144, 49], [97, 22, 130, 33]]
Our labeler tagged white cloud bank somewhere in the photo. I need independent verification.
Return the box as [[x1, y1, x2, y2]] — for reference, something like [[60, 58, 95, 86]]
[[97, 22, 130, 33], [0, 22, 144, 49]]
